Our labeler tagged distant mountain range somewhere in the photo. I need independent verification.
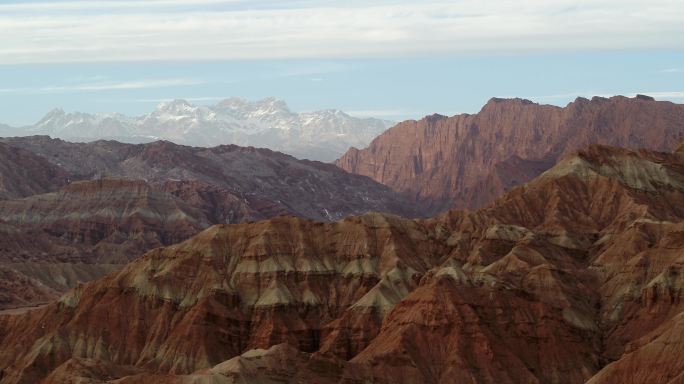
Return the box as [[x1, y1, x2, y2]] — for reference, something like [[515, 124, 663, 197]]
[[0, 98, 393, 162]]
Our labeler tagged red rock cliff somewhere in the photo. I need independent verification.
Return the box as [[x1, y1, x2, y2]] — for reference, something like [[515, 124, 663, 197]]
[[336, 96, 684, 213]]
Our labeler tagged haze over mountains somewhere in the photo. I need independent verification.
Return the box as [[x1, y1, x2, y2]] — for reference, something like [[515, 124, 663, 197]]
[[0, 98, 393, 162]]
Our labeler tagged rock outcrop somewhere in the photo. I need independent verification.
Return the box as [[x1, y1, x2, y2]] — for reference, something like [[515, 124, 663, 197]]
[[2, 141, 684, 383], [336, 96, 684, 214]]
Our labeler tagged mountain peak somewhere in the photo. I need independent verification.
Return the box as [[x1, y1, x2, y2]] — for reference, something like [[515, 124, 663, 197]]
[[636, 94, 656, 101], [486, 97, 536, 105], [258, 96, 289, 110], [479, 97, 538, 113], [46, 107, 66, 115], [155, 99, 195, 113], [39, 107, 65, 119], [217, 97, 291, 114], [35, 108, 68, 127]]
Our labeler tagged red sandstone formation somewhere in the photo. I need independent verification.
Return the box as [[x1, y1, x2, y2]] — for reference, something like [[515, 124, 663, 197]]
[[336, 95, 684, 213], [1, 141, 684, 383]]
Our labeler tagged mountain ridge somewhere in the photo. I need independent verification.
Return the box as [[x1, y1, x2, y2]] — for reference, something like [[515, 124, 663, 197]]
[[336, 95, 684, 214], [2, 97, 394, 162]]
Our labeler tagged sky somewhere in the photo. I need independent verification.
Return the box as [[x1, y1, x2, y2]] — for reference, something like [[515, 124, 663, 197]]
[[0, 0, 683, 126]]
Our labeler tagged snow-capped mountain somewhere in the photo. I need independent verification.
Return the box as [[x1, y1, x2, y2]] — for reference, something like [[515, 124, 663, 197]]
[[8, 98, 394, 161]]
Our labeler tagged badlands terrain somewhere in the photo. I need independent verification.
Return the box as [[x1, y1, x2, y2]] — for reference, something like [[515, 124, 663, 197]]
[[0, 137, 415, 310], [0, 96, 683, 383], [2, 141, 684, 383]]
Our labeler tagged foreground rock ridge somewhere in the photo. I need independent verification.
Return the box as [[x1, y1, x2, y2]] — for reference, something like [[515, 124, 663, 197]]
[[0, 137, 417, 309], [336, 95, 684, 214], [2, 142, 684, 383]]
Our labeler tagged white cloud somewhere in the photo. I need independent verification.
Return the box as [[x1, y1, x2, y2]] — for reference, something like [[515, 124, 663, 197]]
[[0, 0, 242, 11], [662, 68, 683, 73], [0, 0, 682, 64], [0, 78, 205, 94]]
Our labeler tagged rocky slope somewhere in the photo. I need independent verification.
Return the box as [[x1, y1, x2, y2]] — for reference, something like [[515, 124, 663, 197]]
[[336, 95, 684, 214], [0, 142, 70, 199], [5, 98, 393, 161], [0, 136, 417, 222], [0, 179, 211, 263], [1, 141, 684, 383], [0, 137, 417, 310], [0, 178, 208, 310]]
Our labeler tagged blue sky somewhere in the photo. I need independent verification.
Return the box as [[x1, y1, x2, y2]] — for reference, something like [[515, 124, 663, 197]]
[[0, 0, 683, 125]]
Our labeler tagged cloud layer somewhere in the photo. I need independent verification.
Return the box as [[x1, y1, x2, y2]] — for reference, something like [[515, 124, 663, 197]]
[[0, 78, 205, 94], [0, 0, 682, 64]]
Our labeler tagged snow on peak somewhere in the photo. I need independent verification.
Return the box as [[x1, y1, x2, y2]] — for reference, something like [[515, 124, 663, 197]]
[[256, 97, 290, 112], [45, 108, 66, 117], [19, 98, 395, 161], [217, 97, 291, 116], [155, 99, 196, 115], [36, 108, 66, 125]]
